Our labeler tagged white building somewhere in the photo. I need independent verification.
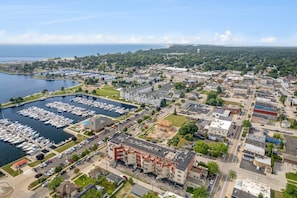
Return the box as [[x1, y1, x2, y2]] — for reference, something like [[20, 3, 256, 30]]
[[243, 143, 265, 158], [208, 119, 232, 137], [234, 179, 270, 198]]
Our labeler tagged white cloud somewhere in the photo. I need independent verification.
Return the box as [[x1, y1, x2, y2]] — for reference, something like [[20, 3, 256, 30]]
[[0, 31, 293, 46], [261, 36, 276, 44], [212, 30, 239, 44]]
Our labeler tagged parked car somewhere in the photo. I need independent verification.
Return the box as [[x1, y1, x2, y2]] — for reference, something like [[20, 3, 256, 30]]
[[35, 173, 43, 178]]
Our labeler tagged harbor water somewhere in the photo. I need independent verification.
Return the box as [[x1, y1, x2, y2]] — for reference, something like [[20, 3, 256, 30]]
[[0, 95, 136, 167]]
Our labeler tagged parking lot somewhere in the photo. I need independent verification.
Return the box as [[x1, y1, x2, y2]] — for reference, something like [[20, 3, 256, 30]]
[[33, 134, 107, 179], [239, 158, 265, 175]]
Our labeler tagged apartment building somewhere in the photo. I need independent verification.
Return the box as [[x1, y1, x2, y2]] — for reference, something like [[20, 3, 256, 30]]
[[107, 133, 196, 185]]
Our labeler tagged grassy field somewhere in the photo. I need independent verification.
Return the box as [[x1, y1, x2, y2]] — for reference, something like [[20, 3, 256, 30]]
[[29, 153, 56, 167], [199, 90, 208, 95], [164, 114, 188, 127], [95, 85, 120, 100], [286, 172, 297, 181], [223, 100, 241, 106], [1, 157, 29, 177], [55, 141, 76, 153], [55, 135, 84, 153], [74, 174, 96, 188]]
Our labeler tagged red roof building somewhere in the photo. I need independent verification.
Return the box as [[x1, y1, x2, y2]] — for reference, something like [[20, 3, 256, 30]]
[[13, 159, 28, 168]]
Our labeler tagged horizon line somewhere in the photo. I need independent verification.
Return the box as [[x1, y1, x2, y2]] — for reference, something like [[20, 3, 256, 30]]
[[0, 43, 297, 48]]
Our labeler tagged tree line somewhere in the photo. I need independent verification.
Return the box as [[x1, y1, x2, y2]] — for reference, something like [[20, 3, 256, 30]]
[[3, 45, 297, 77]]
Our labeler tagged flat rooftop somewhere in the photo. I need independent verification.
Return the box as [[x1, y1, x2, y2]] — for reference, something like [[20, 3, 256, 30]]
[[209, 119, 232, 130], [234, 179, 270, 198], [110, 133, 195, 171]]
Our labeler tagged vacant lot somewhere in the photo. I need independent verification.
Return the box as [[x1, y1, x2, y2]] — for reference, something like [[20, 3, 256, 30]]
[[115, 182, 136, 198], [164, 114, 188, 127], [95, 85, 120, 100]]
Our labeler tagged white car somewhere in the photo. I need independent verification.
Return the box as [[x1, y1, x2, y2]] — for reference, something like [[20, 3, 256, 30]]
[[210, 179, 214, 185]]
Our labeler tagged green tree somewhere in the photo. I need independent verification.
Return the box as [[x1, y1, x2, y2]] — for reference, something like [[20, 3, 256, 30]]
[[128, 177, 134, 184], [47, 176, 63, 190], [217, 86, 222, 94], [208, 142, 228, 157], [242, 120, 252, 127], [228, 170, 237, 181], [72, 154, 79, 162], [167, 136, 180, 146], [74, 168, 80, 174], [160, 99, 167, 107], [173, 108, 177, 115], [54, 165, 63, 173], [178, 122, 198, 135], [207, 161, 220, 175], [77, 87, 82, 92], [280, 95, 287, 105], [184, 134, 193, 141], [82, 188, 103, 198], [174, 82, 186, 90], [283, 183, 297, 198], [258, 193, 264, 198], [194, 141, 209, 155], [180, 91, 186, 98], [294, 90, 297, 96], [91, 89, 97, 94], [192, 186, 209, 198], [137, 119, 143, 124], [61, 86, 65, 91]]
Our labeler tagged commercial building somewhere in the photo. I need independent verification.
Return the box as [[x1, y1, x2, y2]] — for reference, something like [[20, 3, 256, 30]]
[[253, 157, 272, 174], [233, 179, 270, 198], [208, 119, 232, 137], [243, 143, 265, 160], [107, 133, 196, 185], [86, 116, 113, 132]]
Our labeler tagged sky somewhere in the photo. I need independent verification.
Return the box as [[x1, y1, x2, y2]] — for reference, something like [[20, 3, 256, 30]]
[[0, 0, 296, 46]]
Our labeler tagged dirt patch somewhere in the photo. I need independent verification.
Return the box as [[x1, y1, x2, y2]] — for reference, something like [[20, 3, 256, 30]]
[[147, 127, 177, 142]]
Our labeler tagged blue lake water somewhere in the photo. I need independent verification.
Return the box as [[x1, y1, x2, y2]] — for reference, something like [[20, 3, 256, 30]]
[[0, 73, 78, 104], [0, 44, 166, 63], [0, 44, 153, 167]]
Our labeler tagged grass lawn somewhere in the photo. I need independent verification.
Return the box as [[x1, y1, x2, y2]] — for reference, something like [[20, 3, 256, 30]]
[[97, 176, 117, 195], [164, 114, 188, 127], [74, 174, 96, 188], [29, 153, 56, 167], [55, 141, 76, 153], [95, 85, 120, 100], [288, 179, 297, 186], [223, 100, 241, 106], [1, 157, 29, 177], [199, 90, 208, 95], [55, 135, 84, 153], [115, 182, 136, 198], [286, 172, 297, 181]]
